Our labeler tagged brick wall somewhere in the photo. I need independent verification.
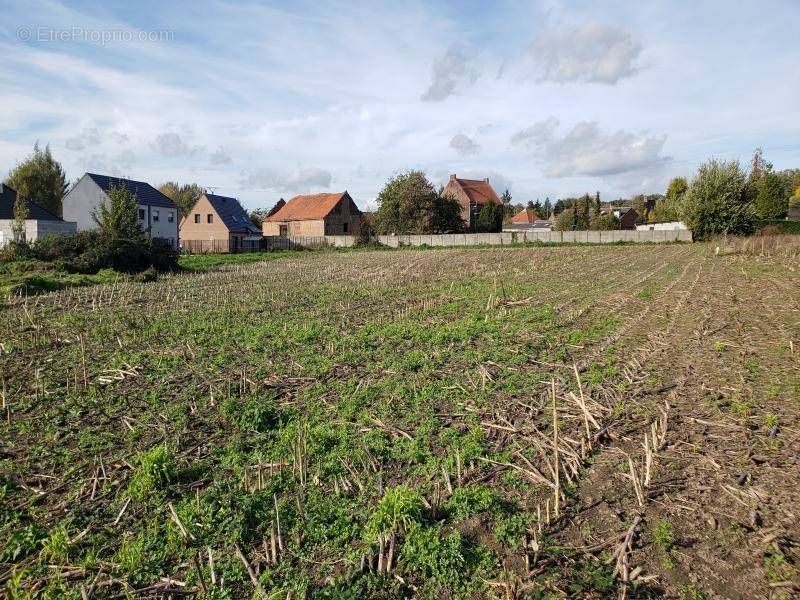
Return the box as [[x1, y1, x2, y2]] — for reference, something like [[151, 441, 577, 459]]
[[179, 194, 232, 246]]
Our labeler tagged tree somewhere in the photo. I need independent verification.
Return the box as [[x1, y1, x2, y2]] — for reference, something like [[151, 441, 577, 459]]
[[553, 208, 575, 231], [683, 159, 755, 240], [248, 208, 270, 228], [5, 143, 68, 217], [375, 171, 464, 234], [500, 189, 512, 220], [12, 193, 29, 242], [158, 182, 202, 217], [594, 191, 601, 216], [543, 198, 552, 218], [755, 170, 789, 220], [477, 199, 501, 232], [666, 177, 688, 203], [590, 212, 620, 230], [92, 186, 143, 239], [429, 194, 465, 233], [553, 199, 566, 215]]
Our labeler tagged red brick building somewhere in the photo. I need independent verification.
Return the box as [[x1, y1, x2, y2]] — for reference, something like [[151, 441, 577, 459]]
[[442, 174, 502, 231], [262, 192, 362, 237]]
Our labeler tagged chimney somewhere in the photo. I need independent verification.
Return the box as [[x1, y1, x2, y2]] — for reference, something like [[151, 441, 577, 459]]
[[450, 174, 456, 181], [483, 177, 489, 183]]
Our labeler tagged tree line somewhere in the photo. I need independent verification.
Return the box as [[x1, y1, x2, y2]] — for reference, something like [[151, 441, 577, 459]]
[[4, 144, 800, 242]]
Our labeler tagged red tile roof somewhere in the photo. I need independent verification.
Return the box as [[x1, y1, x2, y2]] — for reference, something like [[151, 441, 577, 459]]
[[265, 192, 347, 222], [511, 208, 540, 224], [448, 176, 501, 205]]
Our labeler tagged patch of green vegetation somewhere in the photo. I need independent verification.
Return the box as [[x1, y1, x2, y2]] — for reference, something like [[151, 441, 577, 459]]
[[444, 485, 501, 520], [178, 251, 301, 271], [127, 445, 176, 500], [653, 520, 675, 553], [366, 486, 424, 536], [678, 584, 708, 600]]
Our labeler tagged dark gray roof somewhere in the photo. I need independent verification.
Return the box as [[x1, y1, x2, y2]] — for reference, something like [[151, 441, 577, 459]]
[[0, 184, 63, 221], [205, 193, 260, 233], [86, 173, 178, 209]]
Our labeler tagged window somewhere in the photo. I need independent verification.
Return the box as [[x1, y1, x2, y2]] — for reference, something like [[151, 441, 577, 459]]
[[138, 208, 145, 220], [153, 210, 160, 222], [343, 222, 348, 233], [207, 214, 213, 224], [194, 214, 200, 224], [168, 212, 174, 223]]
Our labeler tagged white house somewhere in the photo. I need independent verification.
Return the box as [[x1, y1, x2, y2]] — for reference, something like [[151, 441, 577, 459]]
[[636, 221, 688, 231], [0, 183, 76, 247], [63, 173, 179, 248]]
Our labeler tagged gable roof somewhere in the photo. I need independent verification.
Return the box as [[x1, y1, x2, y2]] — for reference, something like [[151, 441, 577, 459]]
[[0, 184, 63, 221], [204, 193, 261, 233], [447, 176, 502, 205], [266, 192, 353, 222], [86, 173, 178, 209], [511, 208, 540, 224]]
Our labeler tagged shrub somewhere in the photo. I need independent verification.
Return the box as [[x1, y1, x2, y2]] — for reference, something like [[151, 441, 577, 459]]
[[31, 231, 179, 274]]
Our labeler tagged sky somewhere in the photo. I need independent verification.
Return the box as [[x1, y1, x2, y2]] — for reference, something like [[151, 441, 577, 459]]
[[1, 0, 798, 211]]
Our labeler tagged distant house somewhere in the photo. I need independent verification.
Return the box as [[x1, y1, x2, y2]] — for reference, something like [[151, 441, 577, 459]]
[[787, 208, 800, 220], [510, 208, 540, 226], [63, 173, 179, 247], [179, 192, 262, 253], [442, 174, 502, 231], [601, 206, 638, 230], [262, 192, 362, 237], [0, 184, 76, 247], [636, 221, 688, 231]]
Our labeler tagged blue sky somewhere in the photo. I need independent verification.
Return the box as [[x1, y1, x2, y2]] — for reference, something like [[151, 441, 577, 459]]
[[1, 0, 798, 210]]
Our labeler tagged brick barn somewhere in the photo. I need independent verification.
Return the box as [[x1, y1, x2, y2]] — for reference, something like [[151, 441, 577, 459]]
[[442, 174, 502, 231], [262, 192, 362, 237]]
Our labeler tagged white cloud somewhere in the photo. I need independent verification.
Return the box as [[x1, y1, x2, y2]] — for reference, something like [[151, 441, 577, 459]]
[[240, 167, 332, 192], [64, 127, 102, 151], [530, 23, 642, 84], [421, 45, 479, 102], [210, 146, 232, 165], [512, 118, 670, 177], [151, 132, 202, 157], [449, 133, 480, 156]]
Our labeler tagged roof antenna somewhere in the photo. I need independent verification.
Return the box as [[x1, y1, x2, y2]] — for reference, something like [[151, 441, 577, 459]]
[[205, 186, 218, 195]]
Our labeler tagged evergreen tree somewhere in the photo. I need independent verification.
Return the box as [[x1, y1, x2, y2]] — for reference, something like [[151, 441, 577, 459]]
[[594, 191, 601, 216], [477, 199, 501, 232], [543, 197, 552, 218], [5, 143, 68, 217]]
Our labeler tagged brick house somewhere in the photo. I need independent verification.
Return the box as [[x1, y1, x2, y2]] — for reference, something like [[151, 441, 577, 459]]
[[601, 206, 639, 230], [179, 192, 261, 253], [0, 184, 76, 247], [262, 192, 361, 237], [63, 173, 179, 247], [442, 174, 502, 231]]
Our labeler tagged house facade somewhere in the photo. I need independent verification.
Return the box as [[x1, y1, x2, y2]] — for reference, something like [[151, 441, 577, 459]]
[[179, 192, 262, 253], [63, 173, 179, 247], [0, 184, 76, 247], [263, 192, 361, 237], [442, 174, 502, 231]]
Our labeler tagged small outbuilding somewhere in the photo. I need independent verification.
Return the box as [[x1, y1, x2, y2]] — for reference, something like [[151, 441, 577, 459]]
[[262, 192, 361, 237], [0, 184, 76, 247], [636, 221, 688, 231]]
